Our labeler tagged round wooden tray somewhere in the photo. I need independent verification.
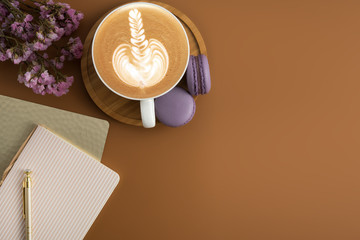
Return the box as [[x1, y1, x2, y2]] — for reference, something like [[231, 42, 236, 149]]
[[81, 1, 207, 127]]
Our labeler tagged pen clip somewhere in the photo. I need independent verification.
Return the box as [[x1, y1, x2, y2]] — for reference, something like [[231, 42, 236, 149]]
[[22, 185, 26, 219]]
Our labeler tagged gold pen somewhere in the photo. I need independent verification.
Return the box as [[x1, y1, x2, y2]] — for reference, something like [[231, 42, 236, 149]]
[[23, 170, 32, 240]]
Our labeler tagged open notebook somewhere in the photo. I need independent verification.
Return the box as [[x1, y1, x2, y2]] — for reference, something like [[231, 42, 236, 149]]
[[0, 126, 119, 240]]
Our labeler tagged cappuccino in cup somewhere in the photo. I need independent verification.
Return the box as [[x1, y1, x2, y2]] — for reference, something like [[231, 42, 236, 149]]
[[92, 2, 190, 111]]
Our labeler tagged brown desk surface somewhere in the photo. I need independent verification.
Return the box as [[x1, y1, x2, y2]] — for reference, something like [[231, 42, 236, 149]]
[[1, 0, 360, 239]]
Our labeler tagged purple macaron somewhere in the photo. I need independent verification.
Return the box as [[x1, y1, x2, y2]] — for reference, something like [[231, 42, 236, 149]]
[[155, 87, 196, 127], [186, 54, 211, 96]]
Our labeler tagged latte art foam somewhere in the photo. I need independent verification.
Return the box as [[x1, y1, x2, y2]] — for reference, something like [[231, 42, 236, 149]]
[[112, 9, 169, 88]]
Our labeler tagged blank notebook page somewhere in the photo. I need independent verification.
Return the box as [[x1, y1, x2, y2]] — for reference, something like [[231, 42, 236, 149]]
[[0, 126, 119, 240]]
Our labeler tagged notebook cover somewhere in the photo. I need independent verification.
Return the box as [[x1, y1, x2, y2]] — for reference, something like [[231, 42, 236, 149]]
[[0, 95, 110, 175], [0, 126, 119, 239]]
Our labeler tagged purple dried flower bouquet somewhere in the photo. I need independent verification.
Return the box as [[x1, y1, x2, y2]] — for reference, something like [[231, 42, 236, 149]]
[[0, 0, 84, 96]]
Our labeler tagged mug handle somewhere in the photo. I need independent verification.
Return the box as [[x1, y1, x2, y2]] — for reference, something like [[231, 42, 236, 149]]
[[140, 99, 156, 128]]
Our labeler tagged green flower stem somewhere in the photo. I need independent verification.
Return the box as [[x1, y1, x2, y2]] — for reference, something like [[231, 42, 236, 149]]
[[1, 0, 25, 18], [0, 33, 20, 46], [19, 2, 39, 11]]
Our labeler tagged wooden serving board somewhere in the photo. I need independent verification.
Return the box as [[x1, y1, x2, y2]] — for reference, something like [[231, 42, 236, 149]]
[[81, 1, 207, 127]]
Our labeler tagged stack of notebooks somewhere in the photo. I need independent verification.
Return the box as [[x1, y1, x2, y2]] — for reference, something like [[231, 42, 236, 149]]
[[0, 95, 120, 239]]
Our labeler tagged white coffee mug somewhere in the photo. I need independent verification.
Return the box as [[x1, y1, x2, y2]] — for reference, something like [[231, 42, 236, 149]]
[[91, 2, 190, 128]]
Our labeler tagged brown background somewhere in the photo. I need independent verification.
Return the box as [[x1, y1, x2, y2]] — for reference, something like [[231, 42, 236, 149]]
[[1, 0, 360, 239]]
